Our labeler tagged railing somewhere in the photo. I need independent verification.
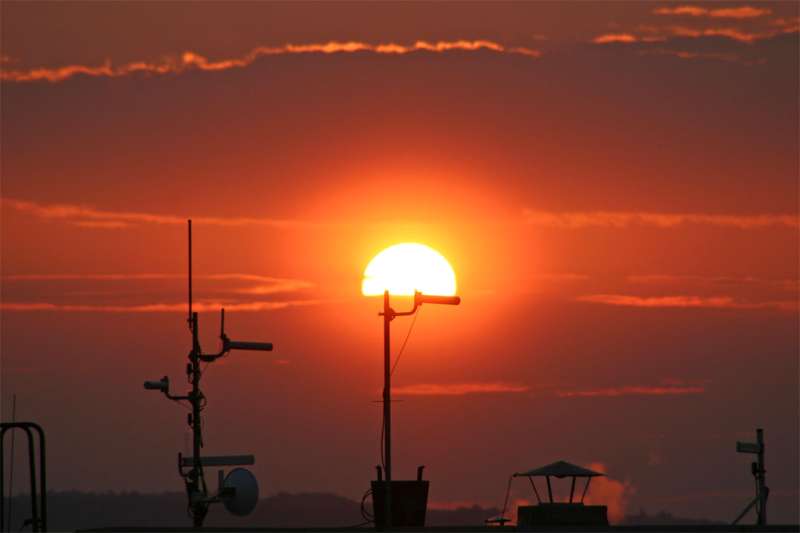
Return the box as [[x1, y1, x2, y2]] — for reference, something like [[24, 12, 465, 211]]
[[1, 422, 47, 532]]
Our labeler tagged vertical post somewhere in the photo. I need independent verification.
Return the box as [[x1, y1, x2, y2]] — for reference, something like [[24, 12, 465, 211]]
[[33, 424, 46, 533], [383, 290, 392, 529], [580, 477, 592, 503], [25, 428, 38, 532], [546, 476, 553, 503], [757, 428, 766, 525], [190, 311, 207, 527]]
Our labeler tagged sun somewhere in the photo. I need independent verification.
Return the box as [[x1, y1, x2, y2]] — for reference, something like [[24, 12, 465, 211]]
[[362, 243, 457, 296]]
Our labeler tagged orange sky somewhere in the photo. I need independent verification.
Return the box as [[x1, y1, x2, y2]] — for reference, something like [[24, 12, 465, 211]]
[[1, 1, 798, 524]]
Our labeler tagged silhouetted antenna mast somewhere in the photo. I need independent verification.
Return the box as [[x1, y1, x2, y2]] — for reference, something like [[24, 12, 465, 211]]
[[188, 219, 192, 330], [733, 428, 768, 525], [144, 220, 273, 527]]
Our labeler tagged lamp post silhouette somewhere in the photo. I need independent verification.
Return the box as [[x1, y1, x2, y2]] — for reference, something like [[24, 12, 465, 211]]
[[378, 290, 460, 529]]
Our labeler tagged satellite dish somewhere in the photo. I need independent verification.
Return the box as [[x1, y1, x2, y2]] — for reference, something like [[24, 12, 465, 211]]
[[222, 467, 259, 516]]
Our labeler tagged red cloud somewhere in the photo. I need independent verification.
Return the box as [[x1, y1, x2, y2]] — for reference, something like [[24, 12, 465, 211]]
[[2, 197, 311, 229], [576, 294, 798, 311], [670, 25, 762, 43], [0, 299, 319, 313], [392, 382, 529, 396], [0, 40, 541, 83], [523, 209, 799, 229], [627, 274, 799, 292], [654, 5, 772, 19], [593, 33, 639, 44], [557, 385, 705, 398]]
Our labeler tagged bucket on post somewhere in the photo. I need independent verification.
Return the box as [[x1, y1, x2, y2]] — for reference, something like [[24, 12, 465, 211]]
[[371, 480, 429, 527], [371, 466, 429, 528]]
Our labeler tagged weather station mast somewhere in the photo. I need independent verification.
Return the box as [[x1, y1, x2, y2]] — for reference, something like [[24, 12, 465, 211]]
[[362, 243, 461, 530], [144, 220, 274, 527], [377, 290, 460, 529]]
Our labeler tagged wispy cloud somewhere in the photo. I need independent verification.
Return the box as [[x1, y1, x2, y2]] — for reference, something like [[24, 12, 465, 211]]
[[0, 299, 319, 313], [523, 209, 799, 230], [627, 274, 799, 292], [637, 48, 746, 64], [2, 197, 311, 229], [593, 33, 640, 44], [668, 25, 765, 43], [11, 198, 798, 232], [533, 273, 590, 283], [557, 385, 705, 398], [653, 5, 772, 19], [576, 294, 797, 311], [2, 272, 317, 312], [594, 15, 797, 46], [5, 272, 307, 284], [0, 40, 541, 83], [392, 382, 529, 396], [5, 272, 314, 293]]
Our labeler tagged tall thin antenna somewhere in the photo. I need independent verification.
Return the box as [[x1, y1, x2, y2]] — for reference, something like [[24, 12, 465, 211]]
[[188, 219, 192, 330]]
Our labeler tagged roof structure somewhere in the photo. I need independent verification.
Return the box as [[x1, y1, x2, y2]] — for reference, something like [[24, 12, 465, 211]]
[[514, 460, 605, 479], [508, 461, 606, 506]]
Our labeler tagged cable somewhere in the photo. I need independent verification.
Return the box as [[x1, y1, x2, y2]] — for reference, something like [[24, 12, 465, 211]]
[[391, 306, 420, 376], [360, 488, 375, 523], [501, 475, 514, 521], [376, 308, 422, 470]]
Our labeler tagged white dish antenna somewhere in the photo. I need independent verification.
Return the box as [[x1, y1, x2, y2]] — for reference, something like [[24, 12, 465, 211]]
[[223, 467, 259, 516]]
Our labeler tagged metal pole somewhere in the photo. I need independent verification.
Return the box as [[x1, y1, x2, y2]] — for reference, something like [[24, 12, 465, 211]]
[[190, 312, 207, 527], [24, 427, 38, 532], [527, 476, 542, 504], [32, 423, 46, 533], [1, 428, 4, 533], [383, 290, 392, 529], [757, 428, 766, 525]]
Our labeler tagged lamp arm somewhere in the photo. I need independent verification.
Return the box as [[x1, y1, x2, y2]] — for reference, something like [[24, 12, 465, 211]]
[[378, 290, 461, 320]]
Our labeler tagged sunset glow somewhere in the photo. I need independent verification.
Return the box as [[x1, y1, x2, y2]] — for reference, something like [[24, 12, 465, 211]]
[[361, 243, 457, 296], [2, 1, 798, 524]]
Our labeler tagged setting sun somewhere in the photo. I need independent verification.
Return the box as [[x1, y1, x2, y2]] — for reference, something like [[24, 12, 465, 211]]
[[361, 243, 457, 296]]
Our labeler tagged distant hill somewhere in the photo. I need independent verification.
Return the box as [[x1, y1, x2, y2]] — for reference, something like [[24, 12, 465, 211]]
[[2, 491, 725, 530], [2, 491, 499, 530]]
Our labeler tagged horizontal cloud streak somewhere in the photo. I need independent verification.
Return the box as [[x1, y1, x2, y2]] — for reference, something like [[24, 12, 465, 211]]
[[0, 40, 541, 83], [653, 5, 771, 19], [558, 385, 705, 397], [593, 33, 640, 44], [577, 294, 797, 311], [3, 272, 315, 302], [2, 198, 312, 229], [5, 272, 306, 283], [392, 382, 529, 396], [627, 274, 799, 292], [0, 299, 319, 313], [9, 198, 798, 233], [638, 48, 745, 63], [523, 209, 798, 229]]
